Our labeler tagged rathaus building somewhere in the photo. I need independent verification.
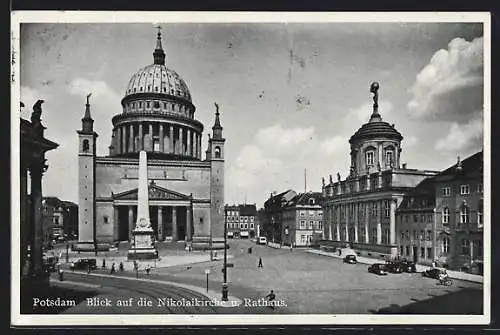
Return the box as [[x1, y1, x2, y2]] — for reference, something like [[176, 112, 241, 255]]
[[76, 29, 225, 250], [320, 82, 438, 259]]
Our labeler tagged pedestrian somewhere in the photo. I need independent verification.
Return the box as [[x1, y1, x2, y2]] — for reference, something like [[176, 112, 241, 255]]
[[110, 263, 116, 274], [119, 261, 124, 272], [87, 263, 91, 274], [258, 257, 263, 268], [58, 268, 64, 281], [431, 260, 436, 268], [266, 290, 276, 310], [146, 265, 151, 277], [102, 258, 106, 268]]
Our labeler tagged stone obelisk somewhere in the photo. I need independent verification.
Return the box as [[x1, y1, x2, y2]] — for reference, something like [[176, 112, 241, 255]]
[[127, 150, 157, 260]]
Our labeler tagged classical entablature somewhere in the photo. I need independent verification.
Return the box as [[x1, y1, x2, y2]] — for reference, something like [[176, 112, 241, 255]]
[[112, 182, 191, 205]]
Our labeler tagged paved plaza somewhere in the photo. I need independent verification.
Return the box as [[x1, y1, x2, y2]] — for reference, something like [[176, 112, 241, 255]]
[[47, 238, 484, 314]]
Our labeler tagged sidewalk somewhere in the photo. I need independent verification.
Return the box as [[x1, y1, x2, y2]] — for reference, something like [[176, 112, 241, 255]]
[[306, 248, 483, 284], [51, 271, 242, 308]]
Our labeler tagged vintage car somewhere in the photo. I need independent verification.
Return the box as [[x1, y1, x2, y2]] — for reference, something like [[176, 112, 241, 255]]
[[368, 263, 388, 275], [422, 267, 447, 279], [343, 255, 357, 264], [71, 258, 97, 270]]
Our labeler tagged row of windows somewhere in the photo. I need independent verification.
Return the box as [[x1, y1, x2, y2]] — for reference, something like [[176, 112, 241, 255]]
[[129, 84, 186, 97], [399, 245, 433, 259], [299, 210, 322, 217], [299, 220, 323, 230], [365, 149, 394, 167], [461, 239, 483, 256], [227, 223, 254, 229], [441, 183, 483, 197], [400, 229, 432, 241], [441, 204, 483, 226], [226, 216, 254, 222], [402, 214, 434, 224], [126, 100, 193, 116]]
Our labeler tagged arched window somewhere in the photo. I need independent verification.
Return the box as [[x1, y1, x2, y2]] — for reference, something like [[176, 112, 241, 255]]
[[442, 207, 449, 225], [214, 146, 221, 158], [82, 139, 89, 153], [366, 150, 374, 166], [460, 204, 470, 224]]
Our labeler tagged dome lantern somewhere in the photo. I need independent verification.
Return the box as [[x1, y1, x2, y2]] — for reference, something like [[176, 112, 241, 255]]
[[153, 25, 166, 66]]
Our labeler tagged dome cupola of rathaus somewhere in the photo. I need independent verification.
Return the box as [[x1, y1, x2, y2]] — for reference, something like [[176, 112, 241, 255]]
[[348, 82, 403, 177], [109, 27, 204, 160]]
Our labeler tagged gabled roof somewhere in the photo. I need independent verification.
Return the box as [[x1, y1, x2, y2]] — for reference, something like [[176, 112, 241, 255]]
[[112, 183, 190, 201], [434, 151, 483, 182], [288, 192, 323, 207]]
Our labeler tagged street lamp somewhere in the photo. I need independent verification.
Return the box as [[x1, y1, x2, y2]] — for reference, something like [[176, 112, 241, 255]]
[[222, 208, 229, 301], [204, 268, 210, 293]]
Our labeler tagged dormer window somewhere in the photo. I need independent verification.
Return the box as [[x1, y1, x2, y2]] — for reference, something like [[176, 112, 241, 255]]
[[309, 198, 315, 205]]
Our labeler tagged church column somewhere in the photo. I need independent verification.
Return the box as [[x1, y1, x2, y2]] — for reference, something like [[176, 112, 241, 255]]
[[172, 206, 178, 241], [364, 202, 369, 244], [345, 204, 351, 242], [159, 123, 164, 153], [376, 200, 382, 245], [169, 125, 174, 154], [336, 204, 341, 242], [128, 206, 134, 241], [194, 133, 199, 159], [179, 127, 184, 155], [328, 206, 333, 240], [128, 124, 134, 152], [116, 126, 121, 154], [138, 124, 143, 151], [187, 129, 192, 157], [113, 205, 120, 241], [390, 199, 397, 245], [157, 206, 163, 241], [354, 202, 359, 243], [29, 162, 44, 276], [378, 143, 383, 168], [148, 123, 153, 152], [121, 126, 127, 155], [186, 204, 192, 241]]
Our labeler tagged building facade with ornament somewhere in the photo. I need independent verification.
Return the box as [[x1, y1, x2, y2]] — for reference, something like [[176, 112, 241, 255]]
[[76, 29, 225, 250], [320, 82, 438, 259]]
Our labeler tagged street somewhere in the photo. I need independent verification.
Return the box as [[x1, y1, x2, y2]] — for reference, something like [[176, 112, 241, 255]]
[[43, 238, 483, 314]]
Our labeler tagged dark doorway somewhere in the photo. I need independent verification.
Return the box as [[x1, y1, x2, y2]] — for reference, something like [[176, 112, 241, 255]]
[[118, 206, 129, 241], [149, 206, 158, 240], [413, 246, 418, 263], [177, 207, 186, 240]]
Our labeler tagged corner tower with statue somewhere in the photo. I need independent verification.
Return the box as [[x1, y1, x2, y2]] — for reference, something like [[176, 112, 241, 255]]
[[76, 28, 226, 251]]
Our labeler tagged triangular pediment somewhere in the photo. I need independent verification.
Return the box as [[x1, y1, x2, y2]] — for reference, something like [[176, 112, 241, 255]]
[[113, 184, 190, 201]]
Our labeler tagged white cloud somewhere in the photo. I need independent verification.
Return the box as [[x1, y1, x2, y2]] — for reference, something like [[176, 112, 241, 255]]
[[435, 111, 483, 151], [408, 37, 483, 122], [403, 135, 418, 147], [255, 124, 314, 149], [320, 136, 347, 156]]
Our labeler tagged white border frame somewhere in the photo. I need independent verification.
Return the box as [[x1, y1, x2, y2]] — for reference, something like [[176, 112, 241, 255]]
[[10, 11, 491, 326]]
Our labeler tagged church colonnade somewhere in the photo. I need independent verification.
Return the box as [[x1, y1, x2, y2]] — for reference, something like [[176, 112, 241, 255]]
[[112, 204, 193, 242], [324, 198, 397, 246], [112, 121, 202, 159]]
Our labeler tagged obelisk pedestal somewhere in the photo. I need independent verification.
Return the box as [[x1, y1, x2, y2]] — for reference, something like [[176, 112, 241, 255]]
[[127, 151, 158, 260]]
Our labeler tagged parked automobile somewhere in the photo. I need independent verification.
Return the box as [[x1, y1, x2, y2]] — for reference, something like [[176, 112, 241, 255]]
[[257, 236, 267, 245], [399, 260, 417, 273], [422, 267, 447, 279], [343, 255, 357, 264], [368, 263, 388, 275], [227, 231, 234, 238], [385, 260, 404, 274], [71, 258, 97, 270]]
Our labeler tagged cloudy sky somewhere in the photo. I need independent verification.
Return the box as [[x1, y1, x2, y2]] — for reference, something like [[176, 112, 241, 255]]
[[18, 21, 485, 207]]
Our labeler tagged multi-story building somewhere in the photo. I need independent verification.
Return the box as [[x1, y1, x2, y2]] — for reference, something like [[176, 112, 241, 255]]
[[321, 82, 438, 259], [263, 190, 297, 244], [396, 178, 437, 265], [42, 197, 79, 245], [396, 151, 484, 273], [75, 28, 225, 250], [225, 204, 257, 238], [434, 152, 483, 274], [263, 190, 323, 247]]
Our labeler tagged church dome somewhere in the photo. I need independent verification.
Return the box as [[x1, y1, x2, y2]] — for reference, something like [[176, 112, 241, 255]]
[[124, 64, 192, 102], [349, 117, 403, 144]]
